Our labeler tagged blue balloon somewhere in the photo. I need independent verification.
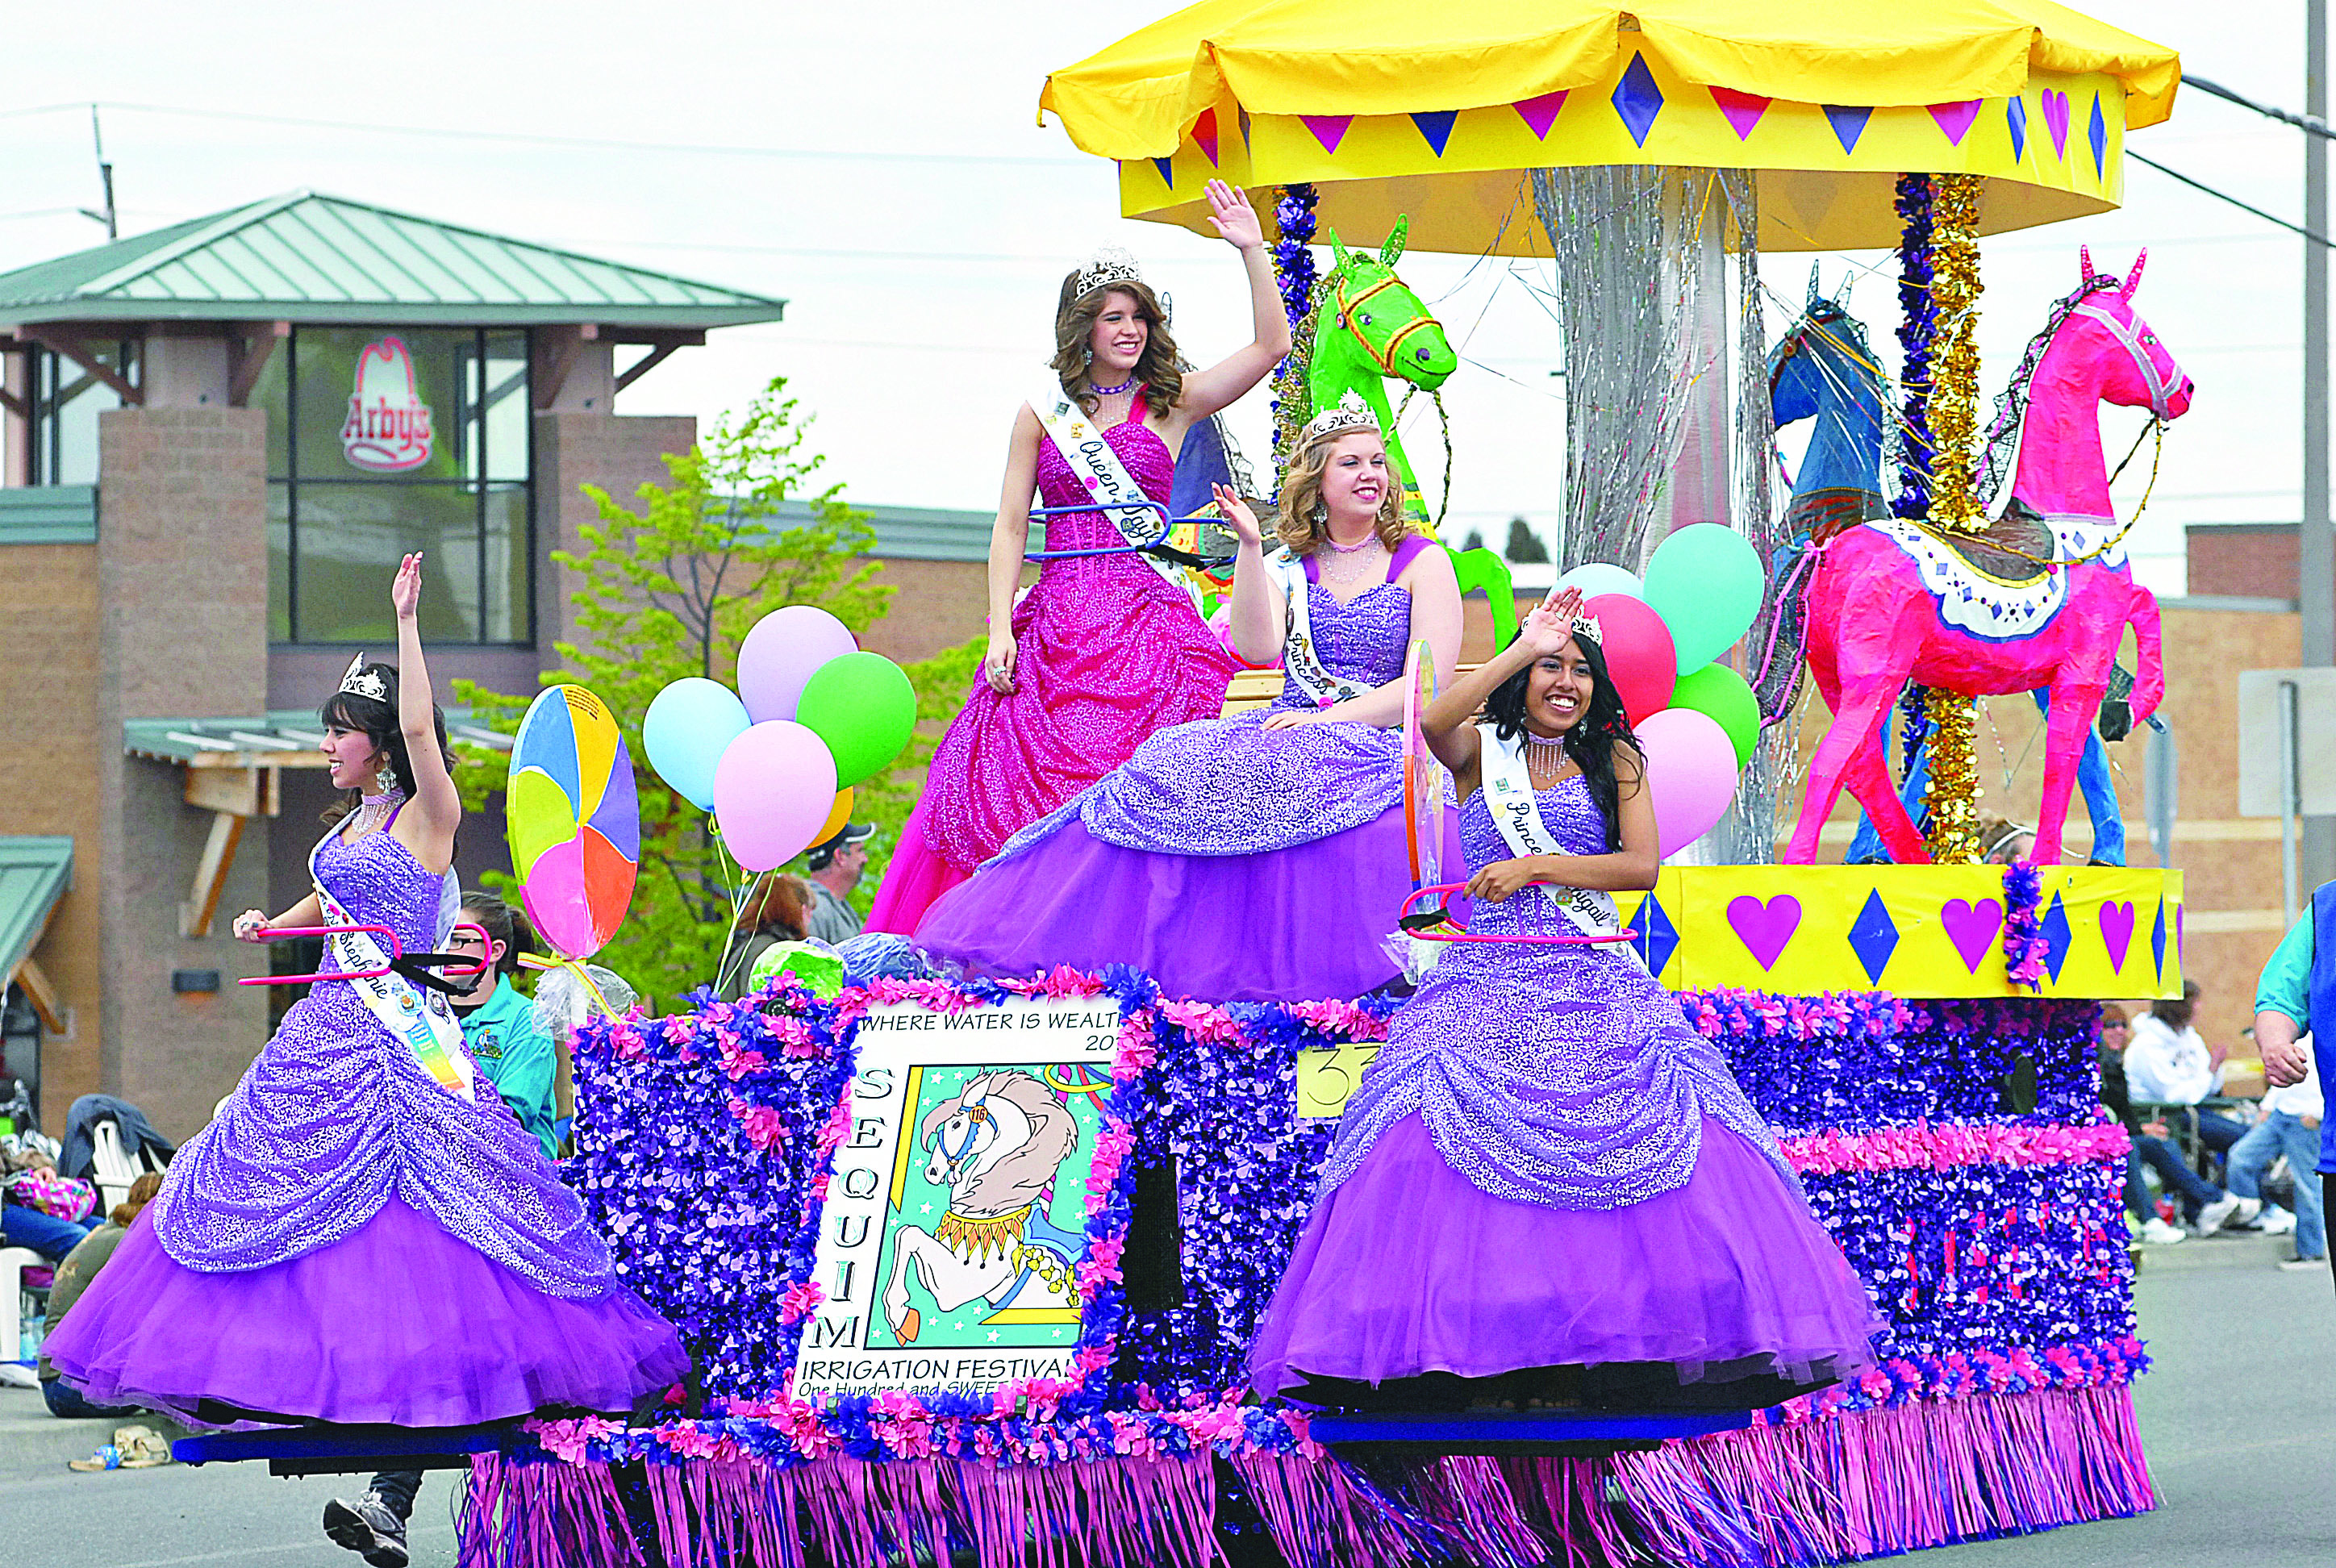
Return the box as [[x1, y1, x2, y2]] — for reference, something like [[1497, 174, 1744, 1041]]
[[643, 678, 750, 811], [1557, 562, 1644, 600]]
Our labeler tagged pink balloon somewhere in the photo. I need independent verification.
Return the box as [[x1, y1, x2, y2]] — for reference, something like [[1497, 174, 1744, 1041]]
[[1583, 594, 1676, 724], [737, 606, 857, 724], [712, 720, 840, 871], [1635, 708, 1739, 857]]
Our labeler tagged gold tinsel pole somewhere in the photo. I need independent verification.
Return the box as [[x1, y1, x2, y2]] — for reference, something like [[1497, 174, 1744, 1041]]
[[1928, 173, 1986, 535], [1922, 690, 1984, 863]]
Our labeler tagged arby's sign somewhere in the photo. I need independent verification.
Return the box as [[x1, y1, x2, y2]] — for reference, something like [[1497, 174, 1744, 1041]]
[[340, 336, 434, 472]]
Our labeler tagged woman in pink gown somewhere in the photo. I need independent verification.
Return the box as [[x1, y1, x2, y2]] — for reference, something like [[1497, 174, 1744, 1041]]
[[867, 180, 1291, 932]]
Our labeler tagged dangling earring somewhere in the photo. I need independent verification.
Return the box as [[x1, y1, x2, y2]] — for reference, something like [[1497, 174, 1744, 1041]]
[[1309, 500, 1328, 527], [1082, 345, 1094, 365]]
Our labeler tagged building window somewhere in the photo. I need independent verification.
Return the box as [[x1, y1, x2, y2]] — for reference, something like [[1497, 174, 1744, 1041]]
[[257, 327, 533, 645], [28, 341, 138, 486]]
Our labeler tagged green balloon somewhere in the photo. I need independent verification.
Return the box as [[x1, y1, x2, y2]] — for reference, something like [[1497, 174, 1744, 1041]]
[[795, 652, 916, 787], [1668, 663, 1760, 769], [1641, 523, 1766, 674]]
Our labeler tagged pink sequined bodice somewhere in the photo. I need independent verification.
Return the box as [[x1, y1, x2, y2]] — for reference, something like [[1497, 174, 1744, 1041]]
[[1031, 411, 1177, 548]]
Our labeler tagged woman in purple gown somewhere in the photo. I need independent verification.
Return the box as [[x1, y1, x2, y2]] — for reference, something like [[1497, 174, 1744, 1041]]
[[868, 179, 1291, 934], [913, 398, 1462, 1003], [46, 557, 686, 1428], [1250, 591, 1879, 1411]]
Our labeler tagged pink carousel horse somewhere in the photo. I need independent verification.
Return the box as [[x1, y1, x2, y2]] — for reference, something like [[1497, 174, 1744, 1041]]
[[1782, 251, 2192, 865]]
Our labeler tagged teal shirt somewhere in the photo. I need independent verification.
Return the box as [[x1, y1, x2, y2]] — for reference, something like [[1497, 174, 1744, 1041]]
[[458, 975, 559, 1159], [2257, 912, 2316, 1029]]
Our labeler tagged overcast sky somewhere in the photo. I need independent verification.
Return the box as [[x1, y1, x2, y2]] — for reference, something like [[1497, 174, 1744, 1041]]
[[0, 2, 2309, 594]]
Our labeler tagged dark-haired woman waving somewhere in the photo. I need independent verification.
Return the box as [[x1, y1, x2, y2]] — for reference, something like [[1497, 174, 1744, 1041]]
[[47, 556, 686, 1437], [1249, 589, 1880, 1413]]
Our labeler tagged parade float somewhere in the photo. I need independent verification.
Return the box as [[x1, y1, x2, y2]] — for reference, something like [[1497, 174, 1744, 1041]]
[[180, 6, 2194, 1566]]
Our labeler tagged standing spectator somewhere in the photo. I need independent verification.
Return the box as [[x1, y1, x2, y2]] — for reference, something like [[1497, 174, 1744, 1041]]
[[802, 824, 874, 946], [2255, 888, 2336, 1289], [716, 874, 811, 1001], [40, 1173, 163, 1419], [2226, 1037, 2325, 1270], [444, 893, 557, 1161], [2126, 981, 2247, 1163]]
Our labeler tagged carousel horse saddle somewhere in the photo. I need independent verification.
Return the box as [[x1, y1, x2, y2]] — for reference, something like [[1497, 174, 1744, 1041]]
[[1785, 487, 1886, 544], [1908, 499, 2055, 586]]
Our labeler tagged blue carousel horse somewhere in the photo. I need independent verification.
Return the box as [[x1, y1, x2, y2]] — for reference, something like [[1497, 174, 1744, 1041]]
[[1767, 280, 2127, 865]]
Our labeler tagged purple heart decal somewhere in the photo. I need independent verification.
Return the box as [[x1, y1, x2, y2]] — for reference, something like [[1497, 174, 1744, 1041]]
[[2042, 89, 2071, 159], [1928, 99, 1982, 145], [2099, 899, 2136, 972], [1727, 895, 1802, 970], [1941, 898, 2004, 974]]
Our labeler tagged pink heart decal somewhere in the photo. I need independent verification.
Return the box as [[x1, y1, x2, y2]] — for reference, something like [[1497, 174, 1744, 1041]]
[[2099, 899, 2136, 972], [2042, 90, 2071, 159], [1727, 895, 1802, 970], [1941, 898, 2004, 974], [1928, 100, 1982, 145]]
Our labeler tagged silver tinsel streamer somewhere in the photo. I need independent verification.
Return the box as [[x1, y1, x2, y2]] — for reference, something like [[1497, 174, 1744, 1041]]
[[1531, 167, 1718, 572]]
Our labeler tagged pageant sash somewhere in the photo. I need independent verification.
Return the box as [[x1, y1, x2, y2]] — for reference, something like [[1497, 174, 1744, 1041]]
[[1475, 723, 1624, 941], [1272, 550, 1372, 710], [1030, 382, 1197, 607], [308, 826, 477, 1102]]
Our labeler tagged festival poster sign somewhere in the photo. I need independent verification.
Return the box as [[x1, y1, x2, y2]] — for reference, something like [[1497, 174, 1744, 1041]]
[[791, 995, 1121, 1403]]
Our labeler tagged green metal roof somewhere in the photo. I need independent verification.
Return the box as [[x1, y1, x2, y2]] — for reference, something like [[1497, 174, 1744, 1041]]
[[124, 708, 512, 767], [0, 837, 72, 992], [770, 498, 995, 562], [0, 192, 786, 329]]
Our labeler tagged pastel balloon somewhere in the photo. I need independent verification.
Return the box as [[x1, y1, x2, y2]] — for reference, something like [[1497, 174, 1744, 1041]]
[[795, 651, 917, 788], [1641, 523, 1766, 674], [813, 787, 855, 847], [1635, 707, 1740, 857], [1556, 562, 1643, 601], [1583, 593, 1676, 724], [736, 606, 857, 724], [712, 720, 839, 872], [642, 677, 750, 811], [507, 685, 639, 961], [1667, 663, 1762, 769]]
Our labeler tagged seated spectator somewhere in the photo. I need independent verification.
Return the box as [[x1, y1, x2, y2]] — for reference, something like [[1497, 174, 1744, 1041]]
[[1979, 813, 2035, 867], [40, 1173, 162, 1419], [444, 893, 559, 1160], [716, 874, 811, 1001], [2228, 1036, 2327, 1270], [2, 1145, 101, 1262], [2100, 1003, 2248, 1237], [2127, 980, 2247, 1163]]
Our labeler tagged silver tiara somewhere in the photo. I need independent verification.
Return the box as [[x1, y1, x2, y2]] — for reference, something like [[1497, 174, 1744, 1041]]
[[340, 653, 390, 703], [1300, 390, 1379, 442], [1072, 245, 1144, 301], [1571, 615, 1604, 647]]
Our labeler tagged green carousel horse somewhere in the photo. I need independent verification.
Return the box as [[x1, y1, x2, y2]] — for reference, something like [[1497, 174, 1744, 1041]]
[[1301, 219, 1520, 643]]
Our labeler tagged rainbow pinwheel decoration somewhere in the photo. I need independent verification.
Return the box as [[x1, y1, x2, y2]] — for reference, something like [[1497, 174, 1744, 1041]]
[[507, 685, 640, 961]]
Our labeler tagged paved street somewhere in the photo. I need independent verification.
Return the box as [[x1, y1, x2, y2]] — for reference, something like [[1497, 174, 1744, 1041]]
[[0, 1228, 2325, 1567]]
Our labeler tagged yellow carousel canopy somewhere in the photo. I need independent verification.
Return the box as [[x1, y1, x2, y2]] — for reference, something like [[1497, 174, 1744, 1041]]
[[1041, 1, 2181, 253]]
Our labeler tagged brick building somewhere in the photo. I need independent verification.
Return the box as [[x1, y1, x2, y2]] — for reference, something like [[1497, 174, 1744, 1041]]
[[0, 192, 786, 1137]]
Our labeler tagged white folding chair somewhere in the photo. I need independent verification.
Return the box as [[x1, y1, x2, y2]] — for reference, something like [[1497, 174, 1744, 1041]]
[[89, 1121, 140, 1216], [0, 1246, 45, 1366]]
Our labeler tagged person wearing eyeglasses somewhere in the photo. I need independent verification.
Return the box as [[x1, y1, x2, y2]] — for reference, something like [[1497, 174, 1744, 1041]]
[[440, 893, 557, 1161]]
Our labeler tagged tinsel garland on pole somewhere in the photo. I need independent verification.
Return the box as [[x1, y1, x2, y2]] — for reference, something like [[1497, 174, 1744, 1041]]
[[1266, 183, 1319, 489], [1927, 173, 1987, 535], [1924, 687, 1984, 862]]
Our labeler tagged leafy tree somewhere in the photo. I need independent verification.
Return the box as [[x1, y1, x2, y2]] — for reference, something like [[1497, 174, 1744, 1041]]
[[451, 376, 972, 1007], [1503, 516, 1550, 564], [1460, 528, 1486, 553]]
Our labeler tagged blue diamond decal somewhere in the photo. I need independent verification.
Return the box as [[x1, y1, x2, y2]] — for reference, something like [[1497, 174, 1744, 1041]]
[[1633, 891, 1679, 975], [1153, 157, 1174, 190], [1410, 110, 1458, 157], [1822, 104, 1872, 156], [1612, 53, 1664, 148], [2151, 899, 2167, 979], [2041, 891, 2073, 981], [2088, 93, 2108, 179], [1846, 889, 1900, 984], [2007, 97, 2028, 162]]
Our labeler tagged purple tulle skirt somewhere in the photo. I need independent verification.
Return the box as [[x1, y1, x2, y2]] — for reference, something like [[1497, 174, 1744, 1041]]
[[915, 808, 1462, 1004], [1249, 1116, 1880, 1404], [45, 1200, 688, 1427]]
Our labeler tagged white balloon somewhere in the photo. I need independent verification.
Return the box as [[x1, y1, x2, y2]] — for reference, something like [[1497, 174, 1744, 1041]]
[[1556, 562, 1644, 600]]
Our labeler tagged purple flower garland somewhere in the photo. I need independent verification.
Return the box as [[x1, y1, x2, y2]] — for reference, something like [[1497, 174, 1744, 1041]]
[[2002, 859, 2050, 990], [1270, 183, 1319, 333], [559, 973, 2134, 1470], [1892, 173, 1938, 520]]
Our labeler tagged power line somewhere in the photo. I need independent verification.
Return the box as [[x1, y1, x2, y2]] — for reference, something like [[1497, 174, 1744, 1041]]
[[2184, 73, 2336, 140], [2130, 152, 2334, 249], [0, 99, 1088, 169]]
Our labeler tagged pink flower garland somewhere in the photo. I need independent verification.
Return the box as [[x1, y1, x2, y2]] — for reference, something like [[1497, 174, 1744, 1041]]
[[1777, 1117, 2131, 1175]]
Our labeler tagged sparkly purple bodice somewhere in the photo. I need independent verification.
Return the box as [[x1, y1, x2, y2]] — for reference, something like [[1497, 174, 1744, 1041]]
[[1268, 576, 1416, 712], [1032, 412, 1176, 548], [152, 825, 625, 1299], [1319, 776, 1796, 1212]]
